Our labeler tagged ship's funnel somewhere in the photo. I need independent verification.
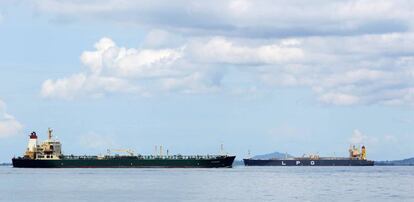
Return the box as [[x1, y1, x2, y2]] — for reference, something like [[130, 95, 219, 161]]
[[29, 131, 37, 139], [361, 145, 367, 160]]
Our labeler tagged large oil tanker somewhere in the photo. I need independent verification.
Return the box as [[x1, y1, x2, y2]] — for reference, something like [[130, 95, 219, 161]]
[[244, 146, 374, 166], [12, 129, 235, 168]]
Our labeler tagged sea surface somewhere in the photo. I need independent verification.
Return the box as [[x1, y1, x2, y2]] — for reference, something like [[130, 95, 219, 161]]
[[0, 166, 413, 202]]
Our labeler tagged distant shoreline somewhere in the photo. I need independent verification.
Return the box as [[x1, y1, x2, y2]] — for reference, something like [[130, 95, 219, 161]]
[[375, 162, 414, 166]]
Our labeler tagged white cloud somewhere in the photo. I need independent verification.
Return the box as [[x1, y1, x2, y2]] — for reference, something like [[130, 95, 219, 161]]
[[228, 0, 251, 16], [80, 37, 116, 74], [188, 37, 304, 65], [34, 1, 414, 106], [32, 1, 414, 38], [80, 37, 183, 78], [41, 37, 223, 99], [41, 73, 138, 100], [41, 33, 414, 106], [0, 99, 23, 138], [259, 33, 414, 106], [349, 129, 378, 145], [41, 35, 308, 99]]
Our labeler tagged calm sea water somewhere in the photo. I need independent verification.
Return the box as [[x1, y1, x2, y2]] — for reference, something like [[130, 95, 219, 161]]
[[0, 166, 413, 202]]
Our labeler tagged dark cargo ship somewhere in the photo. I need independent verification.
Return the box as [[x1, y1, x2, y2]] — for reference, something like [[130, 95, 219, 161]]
[[12, 129, 235, 168], [244, 146, 374, 166]]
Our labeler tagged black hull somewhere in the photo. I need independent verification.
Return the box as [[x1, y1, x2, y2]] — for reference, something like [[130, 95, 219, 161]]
[[243, 159, 374, 166], [12, 156, 236, 168]]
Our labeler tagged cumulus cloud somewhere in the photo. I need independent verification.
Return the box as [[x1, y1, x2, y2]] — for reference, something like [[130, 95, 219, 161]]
[[0, 99, 23, 138], [80, 37, 183, 78], [41, 33, 414, 106], [41, 37, 227, 99], [35, 1, 414, 106], [41, 73, 138, 100], [259, 33, 414, 106], [188, 37, 303, 64], [42, 35, 306, 99]]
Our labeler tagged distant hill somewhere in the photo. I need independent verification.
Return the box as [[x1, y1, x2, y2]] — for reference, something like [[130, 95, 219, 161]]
[[375, 157, 414, 166], [251, 151, 294, 160], [0, 163, 11, 166]]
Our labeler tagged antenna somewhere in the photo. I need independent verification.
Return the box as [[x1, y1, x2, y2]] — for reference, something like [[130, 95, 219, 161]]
[[220, 144, 224, 155], [48, 128, 53, 140], [247, 149, 251, 159]]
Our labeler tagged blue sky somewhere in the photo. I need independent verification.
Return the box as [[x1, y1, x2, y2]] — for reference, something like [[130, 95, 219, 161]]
[[1, 1, 414, 162]]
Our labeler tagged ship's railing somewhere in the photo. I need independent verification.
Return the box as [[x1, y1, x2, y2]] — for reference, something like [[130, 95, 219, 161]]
[[62, 154, 230, 160], [292, 157, 361, 160], [63, 155, 99, 160], [317, 157, 362, 160], [259, 156, 362, 160]]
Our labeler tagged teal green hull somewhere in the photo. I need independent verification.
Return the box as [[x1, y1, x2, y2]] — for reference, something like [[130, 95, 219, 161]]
[[12, 156, 236, 168]]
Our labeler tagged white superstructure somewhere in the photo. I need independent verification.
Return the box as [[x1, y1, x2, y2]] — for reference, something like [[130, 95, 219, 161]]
[[24, 128, 62, 160]]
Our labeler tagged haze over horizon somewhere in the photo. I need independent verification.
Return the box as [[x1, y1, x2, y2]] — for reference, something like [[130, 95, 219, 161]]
[[1, 0, 414, 162]]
